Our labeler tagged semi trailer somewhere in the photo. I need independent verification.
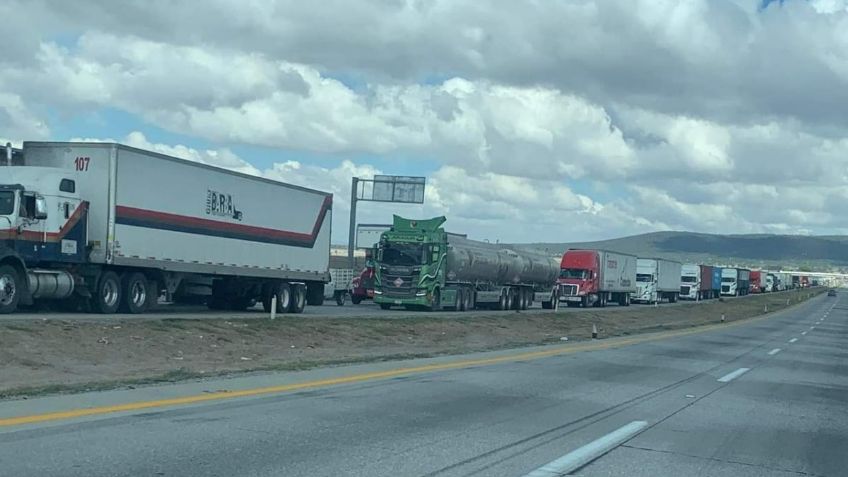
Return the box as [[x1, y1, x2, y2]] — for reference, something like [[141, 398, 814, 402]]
[[721, 268, 750, 296], [765, 273, 776, 292], [0, 141, 332, 314], [557, 249, 636, 307], [632, 258, 682, 303], [373, 216, 559, 311], [749, 270, 767, 293], [680, 264, 718, 300]]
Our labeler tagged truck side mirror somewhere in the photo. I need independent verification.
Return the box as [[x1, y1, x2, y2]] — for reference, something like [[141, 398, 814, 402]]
[[34, 196, 48, 220]]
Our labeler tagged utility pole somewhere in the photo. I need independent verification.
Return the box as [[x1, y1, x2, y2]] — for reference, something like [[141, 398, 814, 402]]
[[348, 177, 359, 270]]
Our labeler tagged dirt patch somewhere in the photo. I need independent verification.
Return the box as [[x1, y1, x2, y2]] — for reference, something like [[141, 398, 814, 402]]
[[0, 289, 823, 398]]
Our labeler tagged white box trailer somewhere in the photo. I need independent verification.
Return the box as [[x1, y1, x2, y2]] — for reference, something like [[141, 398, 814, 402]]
[[0, 141, 332, 314], [632, 258, 682, 304]]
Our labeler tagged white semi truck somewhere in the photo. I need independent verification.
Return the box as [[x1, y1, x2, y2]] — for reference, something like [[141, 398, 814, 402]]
[[0, 141, 332, 314], [632, 258, 682, 304]]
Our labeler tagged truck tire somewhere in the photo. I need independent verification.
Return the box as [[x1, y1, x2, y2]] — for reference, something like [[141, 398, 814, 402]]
[[275, 283, 292, 313], [457, 289, 466, 311], [465, 289, 474, 311], [379, 303, 392, 310], [289, 284, 306, 314], [498, 290, 508, 311], [429, 288, 442, 312], [120, 272, 150, 314], [336, 291, 347, 306], [0, 265, 21, 314], [351, 294, 363, 305], [520, 290, 529, 310], [91, 271, 121, 314]]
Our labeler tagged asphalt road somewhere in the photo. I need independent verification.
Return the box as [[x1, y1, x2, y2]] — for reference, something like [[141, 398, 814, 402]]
[[0, 293, 843, 476]]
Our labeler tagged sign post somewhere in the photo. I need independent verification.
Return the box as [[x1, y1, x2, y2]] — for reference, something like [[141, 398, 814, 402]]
[[348, 175, 426, 269]]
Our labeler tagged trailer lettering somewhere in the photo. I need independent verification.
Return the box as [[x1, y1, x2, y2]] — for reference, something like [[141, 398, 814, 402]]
[[607, 259, 617, 269], [206, 189, 243, 221], [74, 156, 90, 171]]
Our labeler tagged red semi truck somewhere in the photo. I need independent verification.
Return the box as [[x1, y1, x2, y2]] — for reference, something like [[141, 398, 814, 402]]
[[350, 263, 375, 304], [749, 270, 766, 293], [557, 249, 637, 307]]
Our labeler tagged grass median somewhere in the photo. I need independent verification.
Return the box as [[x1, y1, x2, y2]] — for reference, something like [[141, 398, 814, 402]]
[[0, 288, 824, 399]]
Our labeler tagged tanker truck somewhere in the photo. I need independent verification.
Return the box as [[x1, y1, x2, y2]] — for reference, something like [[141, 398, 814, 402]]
[[373, 216, 560, 311]]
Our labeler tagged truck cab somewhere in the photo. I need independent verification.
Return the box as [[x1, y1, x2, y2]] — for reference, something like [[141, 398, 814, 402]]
[[679, 264, 701, 300], [0, 166, 89, 312], [374, 216, 445, 310], [557, 250, 599, 307], [721, 268, 738, 296]]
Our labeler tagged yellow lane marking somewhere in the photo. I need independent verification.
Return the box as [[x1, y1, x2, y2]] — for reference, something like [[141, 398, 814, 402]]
[[0, 307, 787, 428]]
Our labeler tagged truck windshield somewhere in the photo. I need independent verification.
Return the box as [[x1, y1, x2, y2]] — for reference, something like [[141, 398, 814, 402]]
[[721, 277, 735, 283], [381, 243, 425, 266], [636, 273, 653, 282], [681, 276, 697, 283], [0, 191, 14, 215], [559, 268, 588, 279]]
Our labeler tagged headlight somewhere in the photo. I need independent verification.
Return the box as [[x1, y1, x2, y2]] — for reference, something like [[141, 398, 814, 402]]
[[374, 290, 382, 295], [416, 291, 427, 296]]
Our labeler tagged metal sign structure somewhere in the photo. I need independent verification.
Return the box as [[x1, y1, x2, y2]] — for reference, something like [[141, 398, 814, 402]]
[[348, 176, 426, 267]]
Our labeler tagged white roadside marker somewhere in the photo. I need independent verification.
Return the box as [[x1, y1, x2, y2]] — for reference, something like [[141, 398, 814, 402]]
[[522, 421, 649, 477], [718, 367, 751, 383], [768, 348, 781, 356], [789, 338, 798, 343]]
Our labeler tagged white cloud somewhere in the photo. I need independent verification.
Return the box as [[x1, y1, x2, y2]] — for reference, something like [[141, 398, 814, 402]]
[[3, 1, 848, 241]]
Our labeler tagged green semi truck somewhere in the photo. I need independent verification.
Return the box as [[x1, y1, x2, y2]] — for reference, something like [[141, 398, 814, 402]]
[[373, 216, 560, 311]]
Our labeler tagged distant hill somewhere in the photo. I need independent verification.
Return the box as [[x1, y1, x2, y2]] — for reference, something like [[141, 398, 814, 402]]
[[515, 232, 848, 271]]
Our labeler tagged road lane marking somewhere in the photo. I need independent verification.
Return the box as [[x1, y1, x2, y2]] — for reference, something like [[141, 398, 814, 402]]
[[801, 331, 808, 335], [717, 367, 751, 383], [768, 348, 781, 356], [521, 421, 648, 477], [0, 304, 798, 428], [789, 338, 798, 343], [810, 326, 816, 330]]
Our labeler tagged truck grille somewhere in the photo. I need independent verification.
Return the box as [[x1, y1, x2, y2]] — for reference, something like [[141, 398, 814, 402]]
[[681, 286, 690, 295], [561, 284, 578, 296], [721, 285, 730, 293], [381, 269, 419, 298]]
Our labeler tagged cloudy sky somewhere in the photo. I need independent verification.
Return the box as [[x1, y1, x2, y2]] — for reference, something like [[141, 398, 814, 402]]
[[2, 0, 848, 243]]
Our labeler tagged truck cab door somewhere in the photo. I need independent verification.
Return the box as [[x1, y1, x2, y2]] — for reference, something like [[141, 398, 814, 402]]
[[15, 193, 49, 262]]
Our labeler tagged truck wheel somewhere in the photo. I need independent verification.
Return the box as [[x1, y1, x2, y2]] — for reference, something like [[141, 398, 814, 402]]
[[0, 265, 21, 314], [429, 288, 442, 312], [498, 290, 508, 311], [289, 284, 306, 314], [275, 283, 292, 313], [379, 303, 392, 310], [465, 289, 474, 311], [457, 289, 466, 311], [120, 272, 150, 314], [336, 292, 347, 306], [91, 271, 121, 314], [520, 291, 529, 310], [351, 294, 363, 305]]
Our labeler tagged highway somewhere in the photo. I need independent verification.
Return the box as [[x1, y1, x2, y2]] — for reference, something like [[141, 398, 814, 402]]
[[0, 293, 844, 476]]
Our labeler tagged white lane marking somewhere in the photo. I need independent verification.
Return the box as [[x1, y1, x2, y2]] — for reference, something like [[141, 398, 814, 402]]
[[802, 331, 808, 335], [522, 421, 649, 477], [717, 367, 751, 383], [768, 348, 781, 356], [810, 326, 816, 330], [789, 338, 798, 343]]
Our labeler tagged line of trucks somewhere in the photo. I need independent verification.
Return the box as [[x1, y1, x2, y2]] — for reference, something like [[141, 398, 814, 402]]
[[369, 215, 812, 311], [0, 140, 816, 315]]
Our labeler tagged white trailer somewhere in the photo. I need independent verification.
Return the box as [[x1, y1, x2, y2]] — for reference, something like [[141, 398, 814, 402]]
[[0, 141, 332, 314], [632, 258, 682, 304]]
